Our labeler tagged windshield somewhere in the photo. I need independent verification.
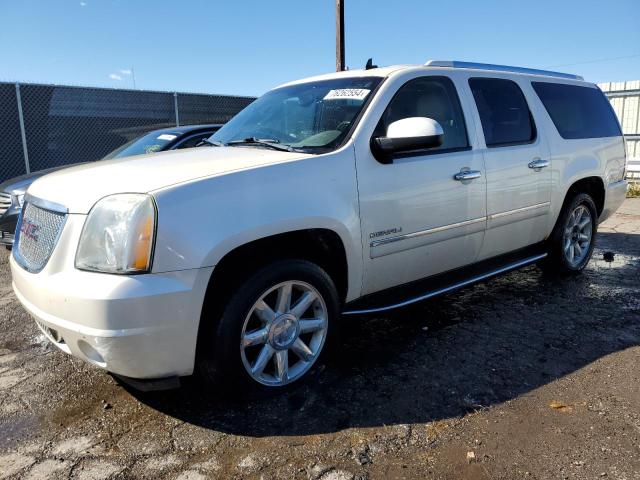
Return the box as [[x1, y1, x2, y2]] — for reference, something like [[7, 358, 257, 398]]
[[102, 131, 179, 159], [210, 77, 382, 153]]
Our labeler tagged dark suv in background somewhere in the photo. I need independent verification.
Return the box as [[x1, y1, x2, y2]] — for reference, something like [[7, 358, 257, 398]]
[[0, 124, 221, 248]]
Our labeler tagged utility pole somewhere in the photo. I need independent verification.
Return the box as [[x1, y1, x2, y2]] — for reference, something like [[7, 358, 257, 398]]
[[131, 67, 137, 89], [336, 0, 345, 71]]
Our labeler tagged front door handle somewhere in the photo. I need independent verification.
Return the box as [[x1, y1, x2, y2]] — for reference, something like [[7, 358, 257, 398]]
[[453, 170, 482, 181], [528, 158, 550, 170]]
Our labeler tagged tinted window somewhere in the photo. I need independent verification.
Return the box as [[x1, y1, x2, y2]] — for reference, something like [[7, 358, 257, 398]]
[[174, 132, 215, 149], [469, 78, 535, 147], [102, 131, 178, 159], [379, 76, 468, 152], [532, 82, 622, 139]]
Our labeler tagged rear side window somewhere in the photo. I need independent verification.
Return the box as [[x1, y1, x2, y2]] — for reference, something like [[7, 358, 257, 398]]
[[532, 82, 622, 139], [469, 78, 536, 147]]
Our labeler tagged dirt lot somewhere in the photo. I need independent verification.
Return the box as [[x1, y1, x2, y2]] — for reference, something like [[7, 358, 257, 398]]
[[1, 200, 639, 480]]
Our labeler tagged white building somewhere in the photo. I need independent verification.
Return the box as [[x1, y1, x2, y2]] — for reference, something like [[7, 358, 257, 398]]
[[599, 80, 640, 159]]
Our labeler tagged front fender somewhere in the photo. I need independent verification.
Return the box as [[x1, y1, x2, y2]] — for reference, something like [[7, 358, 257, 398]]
[[150, 149, 363, 301]]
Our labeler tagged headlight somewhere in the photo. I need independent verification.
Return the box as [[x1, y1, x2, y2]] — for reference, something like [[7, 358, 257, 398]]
[[16, 194, 25, 208], [76, 194, 156, 274]]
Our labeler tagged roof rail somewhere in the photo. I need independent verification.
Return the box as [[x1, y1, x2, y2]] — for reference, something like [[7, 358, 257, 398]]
[[424, 60, 583, 81]]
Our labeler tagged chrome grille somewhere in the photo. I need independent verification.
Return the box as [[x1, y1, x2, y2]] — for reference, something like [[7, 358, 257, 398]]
[[0, 193, 11, 216], [0, 231, 14, 243], [14, 202, 66, 272]]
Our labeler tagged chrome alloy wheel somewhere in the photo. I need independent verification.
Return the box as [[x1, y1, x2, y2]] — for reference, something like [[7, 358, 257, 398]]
[[563, 204, 593, 267], [240, 281, 328, 386]]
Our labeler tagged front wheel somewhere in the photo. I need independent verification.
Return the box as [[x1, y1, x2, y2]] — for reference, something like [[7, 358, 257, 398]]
[[197, 259, 339, 395], [541, 193, 598, 275]]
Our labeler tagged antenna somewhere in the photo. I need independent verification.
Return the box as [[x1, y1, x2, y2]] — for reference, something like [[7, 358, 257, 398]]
[[365, 58, 378, 70]]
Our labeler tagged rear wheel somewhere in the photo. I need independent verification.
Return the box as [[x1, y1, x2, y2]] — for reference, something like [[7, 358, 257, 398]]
[[541, 193, 598, 275], [198, 259, 339, 395]]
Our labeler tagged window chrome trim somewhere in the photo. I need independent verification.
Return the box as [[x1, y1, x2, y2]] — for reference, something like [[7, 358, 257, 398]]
[[24, 193, 68, 214], [343, 253, 548, 315], [370, 216, 486, 248]]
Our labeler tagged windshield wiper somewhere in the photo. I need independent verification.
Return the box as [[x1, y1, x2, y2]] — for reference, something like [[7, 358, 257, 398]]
[[226, 137, 294, 152], [196, 138, 223, 147]]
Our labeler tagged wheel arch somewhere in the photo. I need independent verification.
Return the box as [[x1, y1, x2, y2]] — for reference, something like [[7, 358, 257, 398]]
[[562, 176, 605, 218], [210, 228, 349, 301], [548, 175, 605, 240], [197, 227, 352, 339]]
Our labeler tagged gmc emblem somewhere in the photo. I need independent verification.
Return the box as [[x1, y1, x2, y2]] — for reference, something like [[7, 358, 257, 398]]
[[20, 219, 40, 242]]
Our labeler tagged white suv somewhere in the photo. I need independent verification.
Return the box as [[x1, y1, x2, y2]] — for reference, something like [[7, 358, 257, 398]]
[[11, 61, 628, 394]]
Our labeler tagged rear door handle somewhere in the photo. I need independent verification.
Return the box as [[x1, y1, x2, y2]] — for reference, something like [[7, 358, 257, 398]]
[[528, 159, 550, 170], [453, 170, 482, 181]]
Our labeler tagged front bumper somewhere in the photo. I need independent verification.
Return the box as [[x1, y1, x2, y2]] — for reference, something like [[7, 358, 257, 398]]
[[10, 221, 213, 379], [600, 179, 628, 223]]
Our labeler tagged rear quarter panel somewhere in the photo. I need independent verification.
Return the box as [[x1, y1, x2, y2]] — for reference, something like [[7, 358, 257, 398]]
[[544, 135, 625, 233], [526, 80, 626, 233]]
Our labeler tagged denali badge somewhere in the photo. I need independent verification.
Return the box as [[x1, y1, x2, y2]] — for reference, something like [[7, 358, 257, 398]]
[[370, 227, 402, 239], [20, 219, 40, 242]]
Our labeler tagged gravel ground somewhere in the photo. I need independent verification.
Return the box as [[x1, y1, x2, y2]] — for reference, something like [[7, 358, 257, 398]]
[[0, 199, 639, 480]]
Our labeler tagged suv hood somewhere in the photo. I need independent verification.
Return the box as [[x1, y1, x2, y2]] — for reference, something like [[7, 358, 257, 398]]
[[28, 147, 310, 213]]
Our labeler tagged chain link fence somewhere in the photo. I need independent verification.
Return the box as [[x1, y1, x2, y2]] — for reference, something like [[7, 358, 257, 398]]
[[0, 83, 26, 182], [0, 82, 254, 184]]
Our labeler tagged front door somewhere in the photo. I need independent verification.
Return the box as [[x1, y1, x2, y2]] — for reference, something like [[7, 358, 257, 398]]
[[355, 75, 486, 295]]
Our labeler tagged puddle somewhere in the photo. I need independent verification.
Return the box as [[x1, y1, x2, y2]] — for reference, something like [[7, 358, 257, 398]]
[[591, 250, 640, 270], [0, 412, 42, 451]]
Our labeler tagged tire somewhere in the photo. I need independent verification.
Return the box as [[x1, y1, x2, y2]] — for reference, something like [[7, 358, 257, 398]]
[[540, 192, 598, 275], [197, 259, 339, 396]]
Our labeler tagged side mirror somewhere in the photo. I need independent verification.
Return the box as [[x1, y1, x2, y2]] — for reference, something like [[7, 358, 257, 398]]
[[371, 117, 444, 163]]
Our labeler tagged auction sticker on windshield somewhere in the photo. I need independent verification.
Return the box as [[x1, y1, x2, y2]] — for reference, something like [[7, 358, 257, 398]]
[[323, 89, 371, 101]]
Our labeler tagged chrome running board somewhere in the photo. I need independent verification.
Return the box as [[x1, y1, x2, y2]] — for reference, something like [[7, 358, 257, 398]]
[[343, 253, 547, 315]]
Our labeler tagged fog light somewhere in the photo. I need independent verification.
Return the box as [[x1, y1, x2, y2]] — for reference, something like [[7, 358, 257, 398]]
[[48, 328, 62, 343]]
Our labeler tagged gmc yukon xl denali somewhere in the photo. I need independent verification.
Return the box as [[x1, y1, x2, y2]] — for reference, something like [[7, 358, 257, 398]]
[[11, 61, 628, 394]]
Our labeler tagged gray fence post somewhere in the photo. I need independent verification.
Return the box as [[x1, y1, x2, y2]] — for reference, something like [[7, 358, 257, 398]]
[[15, 83, 30, 174], [174, 92, 180, 127]]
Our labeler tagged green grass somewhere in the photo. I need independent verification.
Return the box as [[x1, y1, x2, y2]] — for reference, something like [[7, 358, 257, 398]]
[[627, 182, 640, 198]]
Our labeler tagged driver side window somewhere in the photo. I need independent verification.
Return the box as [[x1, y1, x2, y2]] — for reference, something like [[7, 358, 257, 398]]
[[378, 76, 469, 152]]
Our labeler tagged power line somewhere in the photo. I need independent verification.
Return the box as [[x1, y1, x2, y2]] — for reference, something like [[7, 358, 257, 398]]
[[547, 53, 640, 68]]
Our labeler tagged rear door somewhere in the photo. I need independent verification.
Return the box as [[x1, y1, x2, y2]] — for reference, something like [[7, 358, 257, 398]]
[[466, 77, 552, 260]]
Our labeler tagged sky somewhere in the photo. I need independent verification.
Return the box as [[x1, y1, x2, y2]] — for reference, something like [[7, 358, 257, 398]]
[[1, 0, 639, 97]]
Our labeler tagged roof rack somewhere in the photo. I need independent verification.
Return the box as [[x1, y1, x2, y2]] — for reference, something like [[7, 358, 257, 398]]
[[424, 60, 583, 81]]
